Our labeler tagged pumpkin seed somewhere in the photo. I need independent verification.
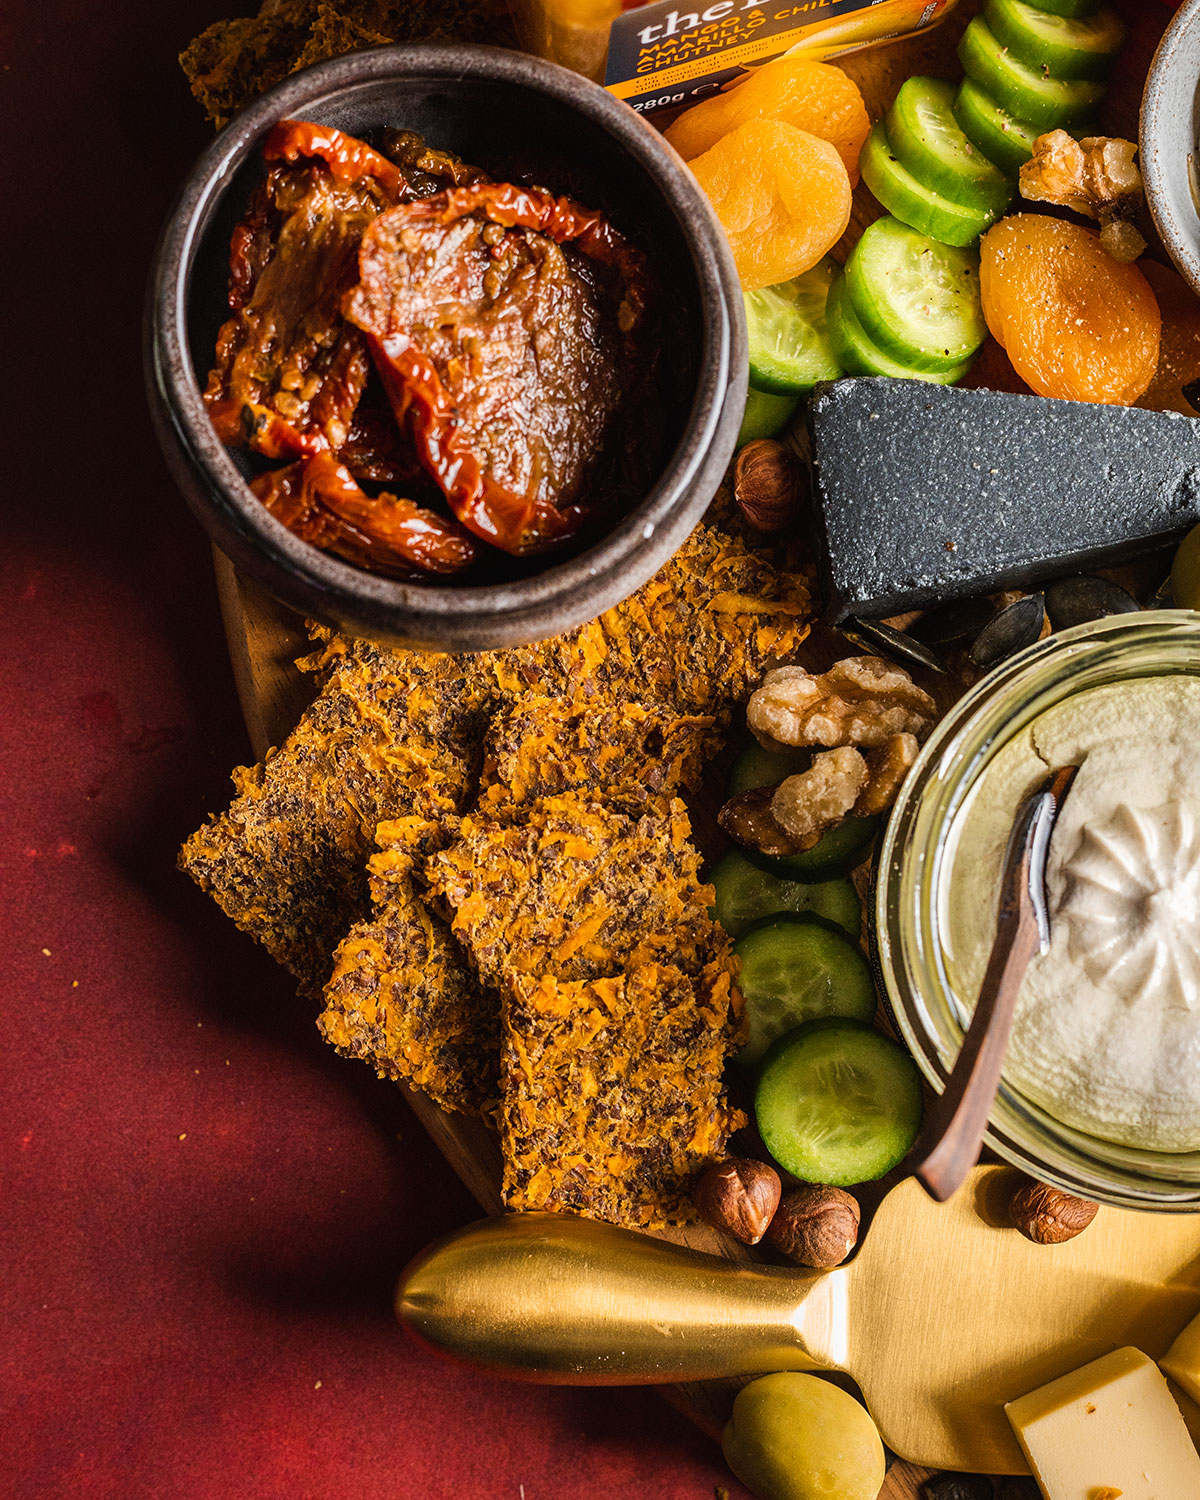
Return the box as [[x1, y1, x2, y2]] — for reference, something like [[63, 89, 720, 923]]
[[1044, 575, 1139, 631], [909, 596, 994, 645], [837, 617, 945, 674], [969, 594, 1045, 669]]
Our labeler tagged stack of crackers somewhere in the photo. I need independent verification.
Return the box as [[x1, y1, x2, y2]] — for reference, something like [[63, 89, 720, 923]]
[[181, 524, 811, 1226]]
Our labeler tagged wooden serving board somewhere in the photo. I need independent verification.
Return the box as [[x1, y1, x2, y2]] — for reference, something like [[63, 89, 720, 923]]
[[210, 4, 1172, 1493]]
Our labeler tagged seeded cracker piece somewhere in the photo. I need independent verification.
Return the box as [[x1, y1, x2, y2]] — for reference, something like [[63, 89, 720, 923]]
[[179, 525, 809, 997], [533, 525, 812, 717], [500, 964, 746, 1227], [178, 642, 493, 993], [428, 795, 736, 993], [476, 694, 714, 818], [319, 817, 499, 1117], [180, 2, 514, 128]]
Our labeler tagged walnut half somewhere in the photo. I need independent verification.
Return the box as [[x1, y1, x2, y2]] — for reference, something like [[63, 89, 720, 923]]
[[748, 657, 936, 751], [718, 785, 814, 855], [854, 732, 919, 818], [771, 748, 868, 845], [1019, 131, 1147, 262]]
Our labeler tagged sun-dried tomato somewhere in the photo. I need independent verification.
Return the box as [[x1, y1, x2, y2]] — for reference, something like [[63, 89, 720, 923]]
[[262, 117, 403, 198], [206, 122, 402, 461], [226, 177, 275, 312], [336, 379, 427, 487], [344, 183, 651, 555], [251, 451, 477, 577]]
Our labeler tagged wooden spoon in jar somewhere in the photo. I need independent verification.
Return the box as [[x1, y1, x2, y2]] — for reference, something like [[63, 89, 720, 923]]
[[910, 763, 1078, 1203]]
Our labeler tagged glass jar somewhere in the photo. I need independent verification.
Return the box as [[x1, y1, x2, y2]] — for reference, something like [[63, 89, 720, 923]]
[[876, 610, 1200, 1211]]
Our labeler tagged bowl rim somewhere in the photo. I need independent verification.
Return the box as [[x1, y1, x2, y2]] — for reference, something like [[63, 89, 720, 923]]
[[145, 41, 746, 648], [1141, 0, 1200, 299]]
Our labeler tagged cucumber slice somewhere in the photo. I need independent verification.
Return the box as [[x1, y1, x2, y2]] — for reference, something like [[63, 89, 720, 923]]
[[985, 0, 1123, 82], [1020, 0, 1100, 15], [738, 385, 799, 445], [755, 1018, 923, 1185], [747, 815, 879, 882], [728, 743, 813, 798], [827, 274, 975, 386], [887, 77, 1014, 217], [709, 850, 860, 940], [953, 78, 1043, 176], [745, 258, 843, 396], [734, 914, 876, 1068], [958, 16, 1105, 130], [843, 218, 986, 373], [860, 122, 997, 249]]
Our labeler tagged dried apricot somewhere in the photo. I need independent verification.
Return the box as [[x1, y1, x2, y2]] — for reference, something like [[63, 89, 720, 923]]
[[978, 214, 1160, 406], [689, 119, 852, 292], [1136, 260, 1200, 416], [666, 57, 870, 187]]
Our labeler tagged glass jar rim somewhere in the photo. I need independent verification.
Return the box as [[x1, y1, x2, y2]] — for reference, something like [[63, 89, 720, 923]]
[[876, 609, 1200, 1211]]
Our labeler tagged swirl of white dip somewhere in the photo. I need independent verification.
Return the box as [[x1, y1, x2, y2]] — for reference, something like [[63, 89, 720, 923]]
[[942, 676, 1200, 1151]]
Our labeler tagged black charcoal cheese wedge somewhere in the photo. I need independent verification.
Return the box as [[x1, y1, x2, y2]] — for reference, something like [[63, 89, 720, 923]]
[[809, 379, 1200, 620]]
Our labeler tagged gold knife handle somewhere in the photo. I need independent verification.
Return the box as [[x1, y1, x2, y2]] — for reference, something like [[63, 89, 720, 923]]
[[396, 1213, 840, 1384]]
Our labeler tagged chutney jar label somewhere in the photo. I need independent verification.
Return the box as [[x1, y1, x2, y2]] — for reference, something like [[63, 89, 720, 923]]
[[605, 0, 955, 114]]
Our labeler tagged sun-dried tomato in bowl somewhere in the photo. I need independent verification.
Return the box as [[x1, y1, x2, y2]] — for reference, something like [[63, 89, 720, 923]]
[[205, 117, 667, 576]]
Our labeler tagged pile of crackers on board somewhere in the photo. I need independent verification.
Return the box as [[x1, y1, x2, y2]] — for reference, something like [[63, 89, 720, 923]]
[[182, 526, 814, 1226]]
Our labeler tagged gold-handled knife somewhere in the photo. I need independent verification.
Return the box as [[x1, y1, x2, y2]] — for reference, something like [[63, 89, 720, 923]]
[[396, 1165, 1200, 1474]]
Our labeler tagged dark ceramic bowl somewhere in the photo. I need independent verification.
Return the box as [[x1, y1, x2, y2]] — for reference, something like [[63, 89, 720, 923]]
[[146, 43, 746, 652], [1142, 0, 1200, 298]]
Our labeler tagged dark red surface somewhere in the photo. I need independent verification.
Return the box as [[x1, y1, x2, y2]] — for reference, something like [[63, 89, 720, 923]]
[[1, 8, 748, 1497]]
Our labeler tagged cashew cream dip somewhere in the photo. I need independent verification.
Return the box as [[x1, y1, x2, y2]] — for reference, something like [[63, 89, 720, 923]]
[[941, 675, 1200, 1152]]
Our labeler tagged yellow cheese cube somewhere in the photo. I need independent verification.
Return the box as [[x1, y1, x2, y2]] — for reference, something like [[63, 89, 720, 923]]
[[1162, 1308, 1200, 1407], [1005, 1346, 1200, 1499]]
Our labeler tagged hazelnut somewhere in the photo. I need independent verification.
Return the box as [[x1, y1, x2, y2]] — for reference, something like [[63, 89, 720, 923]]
[[734, 439, 804, 534], [1008, 1180, 1098, 1245], [694, 1158, 781, 1245], [767, 1185, 860, 1268]]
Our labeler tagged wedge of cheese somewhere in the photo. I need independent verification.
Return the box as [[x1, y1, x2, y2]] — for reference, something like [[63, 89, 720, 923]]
[[1005, 1346, 1200, 1499], [1162, 1309, 1200, 1408]]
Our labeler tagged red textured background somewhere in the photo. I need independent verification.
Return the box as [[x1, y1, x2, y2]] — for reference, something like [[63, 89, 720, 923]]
[[1, 7, 749, 1497]]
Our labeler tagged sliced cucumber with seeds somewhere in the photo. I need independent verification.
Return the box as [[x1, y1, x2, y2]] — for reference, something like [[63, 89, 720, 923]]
[[827, 274, 975, 386], [738, 385, 800, 445], [735, 914, 876, 1068], [710, 850, 860, 940], [747, 815, 879, 882], [887, 77, 1014, 217], [953, 78, 1044, 176], [755, 1018, 924, 1185], [728, 742, 814, 799], [985, 0, 1124, 82], [844, 218, 986, 373], [958, 16, 1105, 130], [745, 258, 843, 396], [861, 123, 997, 248]]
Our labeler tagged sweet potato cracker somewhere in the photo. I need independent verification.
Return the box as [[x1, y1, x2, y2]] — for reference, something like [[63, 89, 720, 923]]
[[500, 963, 746, 1226], [319, 817, 499, 1117], [426, 794, 736, 994], [477, 694, 713, 817], [178, 639, 492, 992]]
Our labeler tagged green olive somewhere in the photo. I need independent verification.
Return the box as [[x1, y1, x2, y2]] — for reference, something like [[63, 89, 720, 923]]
[[1170, 523, 1200, 612], [721, 1373, 886, 1500]]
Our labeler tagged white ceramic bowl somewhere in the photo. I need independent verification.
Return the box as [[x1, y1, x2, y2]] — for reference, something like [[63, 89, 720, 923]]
[[1142, 0, 1200, 297]]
